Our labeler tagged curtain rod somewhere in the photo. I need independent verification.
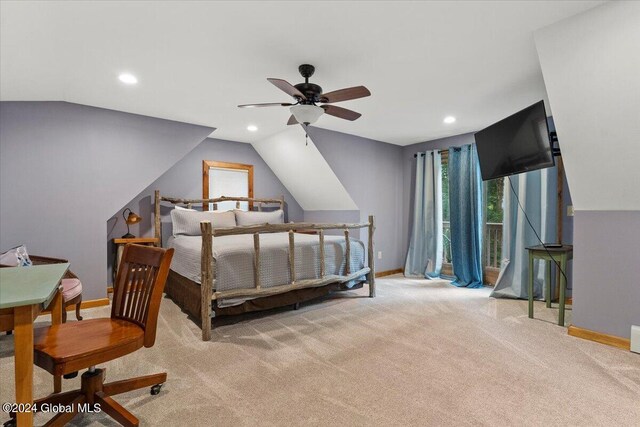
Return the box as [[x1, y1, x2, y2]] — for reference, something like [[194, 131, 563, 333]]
[[414, 147, 462, 158]]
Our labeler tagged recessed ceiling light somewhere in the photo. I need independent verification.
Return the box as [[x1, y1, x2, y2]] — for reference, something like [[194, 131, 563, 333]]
[[118, 73, 138, 85], [247, 125, 258, 132], [443, 116, 456, 124]]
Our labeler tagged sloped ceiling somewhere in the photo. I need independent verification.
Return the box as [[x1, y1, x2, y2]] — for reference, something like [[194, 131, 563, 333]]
[[535, 1, 640, 210], [251, 126, 357, 211]]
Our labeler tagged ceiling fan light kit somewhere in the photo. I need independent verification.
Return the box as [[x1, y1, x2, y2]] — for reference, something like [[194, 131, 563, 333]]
[[290, 104, 324, 125], [238, 64, 371, 126]]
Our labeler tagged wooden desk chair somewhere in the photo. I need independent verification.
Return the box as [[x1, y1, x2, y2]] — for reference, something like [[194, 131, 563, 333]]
[[23, 244, 174, 427]]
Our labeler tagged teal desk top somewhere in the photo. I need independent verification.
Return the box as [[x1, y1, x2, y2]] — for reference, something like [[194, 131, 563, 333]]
[[0, 263, 69, 309]]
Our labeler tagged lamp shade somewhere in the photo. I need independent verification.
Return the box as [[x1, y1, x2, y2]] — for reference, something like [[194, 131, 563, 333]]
[[290, 105, 324, 125], [125, 211, 142, 225], [121, 208, 141, 239]]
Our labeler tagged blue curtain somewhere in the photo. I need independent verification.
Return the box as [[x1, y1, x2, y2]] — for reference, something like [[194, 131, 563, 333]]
[[491, 168, 557, 299], [404, 151, 443, 278], [448, 145, 483, 288]]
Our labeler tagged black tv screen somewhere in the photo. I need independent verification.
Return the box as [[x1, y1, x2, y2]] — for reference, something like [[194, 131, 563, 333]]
[[474, 100, 554, 181]]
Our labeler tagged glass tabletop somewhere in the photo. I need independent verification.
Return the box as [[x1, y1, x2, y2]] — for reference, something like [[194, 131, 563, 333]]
[[0, 263, 69, 309]]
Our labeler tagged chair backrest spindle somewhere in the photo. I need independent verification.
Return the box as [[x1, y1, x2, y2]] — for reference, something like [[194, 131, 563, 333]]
[[111, 244, 174, 347]]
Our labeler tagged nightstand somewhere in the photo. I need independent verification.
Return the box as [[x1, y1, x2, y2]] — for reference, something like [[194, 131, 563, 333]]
[[112, 237, 159, 282]]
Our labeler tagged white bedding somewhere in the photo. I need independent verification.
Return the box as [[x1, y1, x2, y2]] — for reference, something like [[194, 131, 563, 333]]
[[167, 232, 366, 305]]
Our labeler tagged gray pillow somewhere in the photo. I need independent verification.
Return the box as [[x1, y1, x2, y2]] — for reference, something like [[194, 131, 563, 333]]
[[234, 209, 284, 226], [171, 209, 236, 236]]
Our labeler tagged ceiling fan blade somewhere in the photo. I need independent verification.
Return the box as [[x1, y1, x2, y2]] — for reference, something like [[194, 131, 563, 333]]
[[287, 115, 298, 125], [267, 78, 307, 100], [238, 102, 294, 108], [320, 86, 371, 103], [321, 105, 362, 121]]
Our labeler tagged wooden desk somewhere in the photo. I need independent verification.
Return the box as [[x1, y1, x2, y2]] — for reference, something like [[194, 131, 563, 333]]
[[527, 245, 573, 326], [0, 263, 68, 427]]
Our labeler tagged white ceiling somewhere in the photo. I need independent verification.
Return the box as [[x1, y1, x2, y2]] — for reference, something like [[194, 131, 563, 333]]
[[0, 1, 603, 146]]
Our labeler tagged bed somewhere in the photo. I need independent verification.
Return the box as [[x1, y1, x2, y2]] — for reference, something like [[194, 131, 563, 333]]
[[154, 191, 376, 340]]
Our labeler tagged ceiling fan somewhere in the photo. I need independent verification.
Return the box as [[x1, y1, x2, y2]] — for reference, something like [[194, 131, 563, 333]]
[[238, 64, 371, 126]]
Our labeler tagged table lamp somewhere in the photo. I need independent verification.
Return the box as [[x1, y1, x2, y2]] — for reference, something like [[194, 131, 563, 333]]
[[122, 208, 142, 238]]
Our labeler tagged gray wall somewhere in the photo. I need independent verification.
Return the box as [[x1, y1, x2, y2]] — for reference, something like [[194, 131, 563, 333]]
[[303, 210, 361, 237], [107, 137, 304, 282], [307, 126, 405, 272], [0, 102, 213, 300], [572, 211, 640, 338]]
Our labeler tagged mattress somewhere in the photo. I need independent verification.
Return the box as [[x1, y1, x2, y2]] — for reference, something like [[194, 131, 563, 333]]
[[167, 232, 366, 303]]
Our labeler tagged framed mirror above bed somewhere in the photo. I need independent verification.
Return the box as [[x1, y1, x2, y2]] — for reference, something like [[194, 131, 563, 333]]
[[202, 160, 254, 211]]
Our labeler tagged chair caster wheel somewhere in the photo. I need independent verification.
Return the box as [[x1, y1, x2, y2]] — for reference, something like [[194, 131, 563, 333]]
[[150, 384, 163, 395], [64, 371, 78, 379], [4, 418, 16, 427]]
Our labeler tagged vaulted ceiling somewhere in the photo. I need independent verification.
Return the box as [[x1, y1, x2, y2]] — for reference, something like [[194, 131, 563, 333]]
[[0, 1, 603, 145]]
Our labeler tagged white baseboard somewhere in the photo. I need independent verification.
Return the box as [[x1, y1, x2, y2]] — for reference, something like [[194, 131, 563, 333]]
[[631, 325, 640, 354]]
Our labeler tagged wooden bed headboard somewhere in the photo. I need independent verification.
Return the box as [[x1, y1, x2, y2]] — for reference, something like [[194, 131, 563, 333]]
[[153, 190, 285, 244]]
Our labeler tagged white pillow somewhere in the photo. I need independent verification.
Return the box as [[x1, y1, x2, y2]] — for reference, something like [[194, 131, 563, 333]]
[[171, 209, 236, 236], [175, 205, 196, 211], [234, 209, 284, 226]]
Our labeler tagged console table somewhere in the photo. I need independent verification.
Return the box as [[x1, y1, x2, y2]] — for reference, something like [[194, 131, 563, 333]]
[[527, 245, 573, 326]]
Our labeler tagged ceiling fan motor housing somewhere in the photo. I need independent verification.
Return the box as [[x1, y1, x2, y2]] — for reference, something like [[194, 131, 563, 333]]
[[294, 83, 323, 103]]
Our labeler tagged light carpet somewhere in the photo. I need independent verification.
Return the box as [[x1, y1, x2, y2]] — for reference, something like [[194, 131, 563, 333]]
[[1, 276, 639, 426]]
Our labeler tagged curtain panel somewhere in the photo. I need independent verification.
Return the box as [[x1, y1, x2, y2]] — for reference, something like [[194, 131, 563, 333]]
[[448, 145, 484, 288], [404, 150, 443, 278], [491, 168, 557, 299]]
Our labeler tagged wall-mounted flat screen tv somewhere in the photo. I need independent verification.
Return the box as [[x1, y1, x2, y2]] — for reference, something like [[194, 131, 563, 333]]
[[474, 100, 554, 181]]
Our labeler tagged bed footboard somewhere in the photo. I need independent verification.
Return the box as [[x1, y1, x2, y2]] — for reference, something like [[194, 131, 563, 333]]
[[200, 221, 215, 341], [198, 218, 376, 341]]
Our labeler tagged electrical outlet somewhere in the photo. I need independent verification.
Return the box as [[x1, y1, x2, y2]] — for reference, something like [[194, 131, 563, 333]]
[[567, 205, 574, 217], [631, 325, 640, 354], [377, 251, 382, 260]]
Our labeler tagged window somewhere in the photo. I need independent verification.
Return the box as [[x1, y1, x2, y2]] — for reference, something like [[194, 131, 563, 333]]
[[440, 149, 504, 284], [202, 161, 254, 211], [441, 151, 454, 276], [483, 176, 504, 284]]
